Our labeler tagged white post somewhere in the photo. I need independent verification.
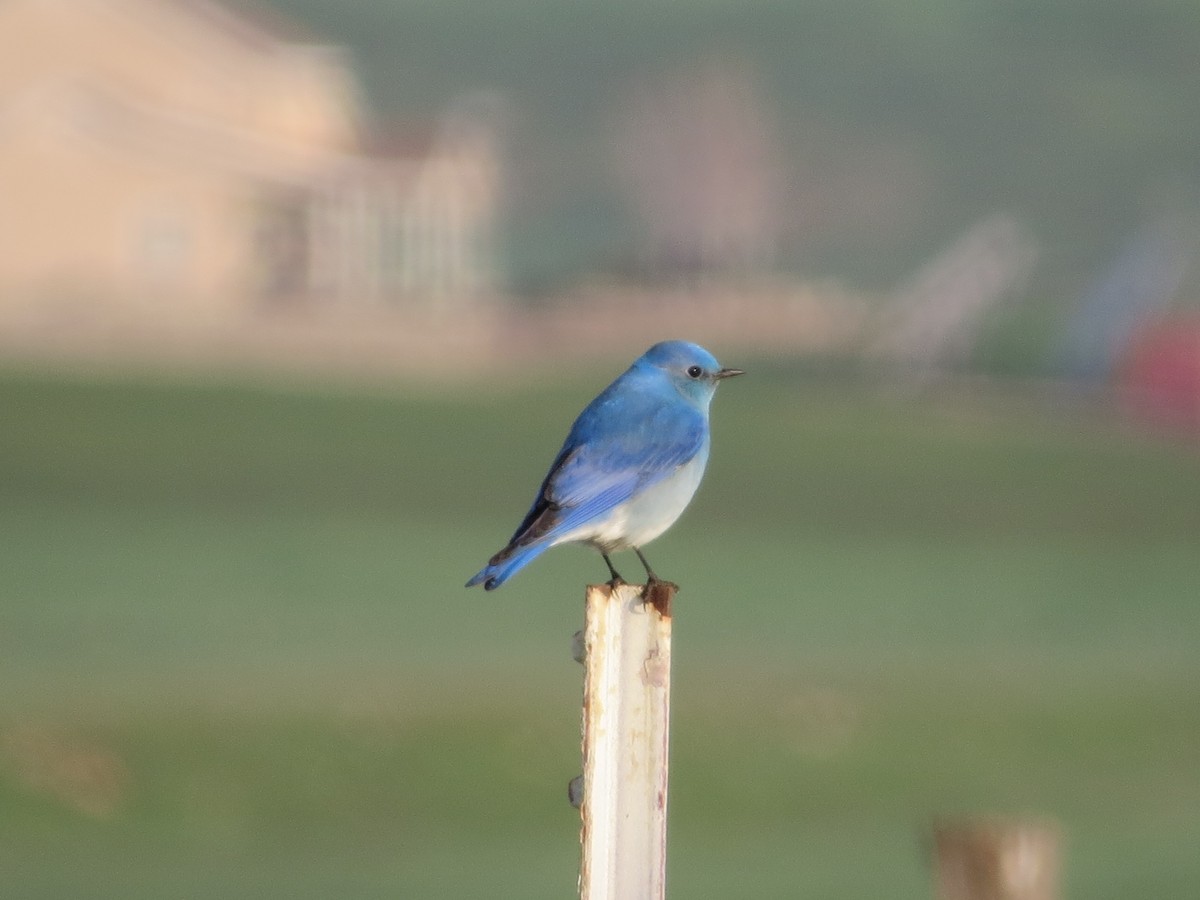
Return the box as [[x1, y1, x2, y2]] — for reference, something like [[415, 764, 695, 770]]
[[576, 582, 675, 900]]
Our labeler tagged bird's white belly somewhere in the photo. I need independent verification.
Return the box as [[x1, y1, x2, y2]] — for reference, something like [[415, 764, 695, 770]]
[[558, 449, 709, 552]]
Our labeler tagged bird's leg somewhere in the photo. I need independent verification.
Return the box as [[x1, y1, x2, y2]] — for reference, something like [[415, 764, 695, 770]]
[[633, 547, 659, 582], [601, 553, 626, 588], [635, 548, 678, 590]]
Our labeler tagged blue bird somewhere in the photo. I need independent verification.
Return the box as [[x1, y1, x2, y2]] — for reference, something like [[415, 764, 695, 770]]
[[466, 340, 743, 590]]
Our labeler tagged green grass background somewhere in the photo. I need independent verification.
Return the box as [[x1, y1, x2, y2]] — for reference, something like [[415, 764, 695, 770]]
[[2, 365, 1198, 898]]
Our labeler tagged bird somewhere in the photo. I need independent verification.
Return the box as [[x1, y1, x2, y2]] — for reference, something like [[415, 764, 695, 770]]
[[466, 340, 743, 591]]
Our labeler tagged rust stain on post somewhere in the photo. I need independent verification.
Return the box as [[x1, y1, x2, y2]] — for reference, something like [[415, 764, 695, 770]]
[[642, 580, 675, 617]]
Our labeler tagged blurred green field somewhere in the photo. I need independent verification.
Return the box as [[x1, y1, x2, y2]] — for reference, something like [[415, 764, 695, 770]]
[[2, 365, 1199, 898]]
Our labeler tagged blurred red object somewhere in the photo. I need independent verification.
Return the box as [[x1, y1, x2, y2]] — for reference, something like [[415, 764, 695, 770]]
[[1119, 315, 1200, 435]]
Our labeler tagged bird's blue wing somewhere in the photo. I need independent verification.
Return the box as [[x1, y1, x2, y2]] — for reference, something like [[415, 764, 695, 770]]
[[515, 395, 706, 546], [467, 390, 705, 590], [553, 415, 703, 522], [466, 371, 710, 590]]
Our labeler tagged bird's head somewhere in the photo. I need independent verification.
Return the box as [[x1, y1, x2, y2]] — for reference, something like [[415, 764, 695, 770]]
[[638, 340, 744, 406]]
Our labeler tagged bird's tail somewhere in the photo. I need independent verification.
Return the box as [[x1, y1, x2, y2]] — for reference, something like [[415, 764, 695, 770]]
[[465, 541, 551, 591]]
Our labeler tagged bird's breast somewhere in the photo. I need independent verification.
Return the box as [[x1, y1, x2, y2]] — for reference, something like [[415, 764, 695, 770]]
[[584, 449, 709, 551]]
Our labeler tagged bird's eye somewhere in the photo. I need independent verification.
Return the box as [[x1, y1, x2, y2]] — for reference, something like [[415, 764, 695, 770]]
[[686, 365, 703, 379]]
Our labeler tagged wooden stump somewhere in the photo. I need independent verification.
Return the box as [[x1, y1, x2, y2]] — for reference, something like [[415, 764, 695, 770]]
[[932, 819, 1062, 900]]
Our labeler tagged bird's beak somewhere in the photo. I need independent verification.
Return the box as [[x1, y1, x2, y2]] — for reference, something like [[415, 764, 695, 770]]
[[715, 367, 745, 380]]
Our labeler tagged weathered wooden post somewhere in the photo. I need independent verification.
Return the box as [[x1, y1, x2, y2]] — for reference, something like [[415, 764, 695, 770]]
[[932, 818, 1063, 900], [572, 581, 675, 900]]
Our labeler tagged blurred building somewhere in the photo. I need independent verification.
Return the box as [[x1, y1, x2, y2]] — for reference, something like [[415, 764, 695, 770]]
[[0, 0, 500, 321]]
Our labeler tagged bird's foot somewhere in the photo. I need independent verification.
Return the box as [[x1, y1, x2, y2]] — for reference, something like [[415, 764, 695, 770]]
[[605, 575, 628, 591]]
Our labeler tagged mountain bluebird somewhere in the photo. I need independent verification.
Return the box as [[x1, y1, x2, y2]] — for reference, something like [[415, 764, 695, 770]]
[[466, 340, 743, 590]]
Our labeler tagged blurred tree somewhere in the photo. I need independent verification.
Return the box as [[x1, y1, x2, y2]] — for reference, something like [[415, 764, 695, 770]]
[[611, 57, 783, 280]]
